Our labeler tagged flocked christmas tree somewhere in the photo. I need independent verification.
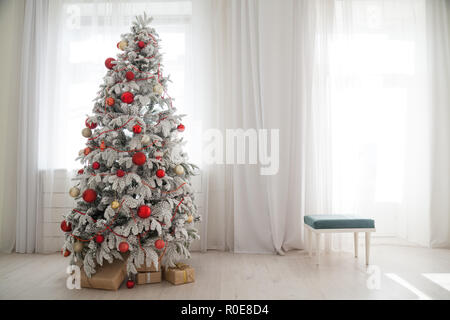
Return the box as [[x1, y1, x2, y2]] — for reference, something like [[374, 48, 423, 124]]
[[61, 14, 200, 285]]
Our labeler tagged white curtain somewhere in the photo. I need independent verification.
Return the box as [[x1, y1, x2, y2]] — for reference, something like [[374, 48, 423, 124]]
[[3, 0, 449, 253], [428, 0, 450, 248], [15, 0, 49, 253], [0, 0, 25, 253], [192, 0, 450, 253]]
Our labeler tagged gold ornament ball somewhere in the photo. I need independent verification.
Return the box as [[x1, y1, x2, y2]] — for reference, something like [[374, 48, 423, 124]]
[[78, 149, 84, 156], [69, 187, 80, 198], [141, 134, 150, 145], [73, 242, 83, 253], [82, 127, 92, 138], [111, 200, 120, 209], [118, 40, 128, 50], [153, 84, 164, 95], [186, 215, 193, 223], [175, 165, 185, 176]]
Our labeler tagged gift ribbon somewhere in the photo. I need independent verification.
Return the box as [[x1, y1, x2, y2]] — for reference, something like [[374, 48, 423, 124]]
[[174, 263, 191, 283]]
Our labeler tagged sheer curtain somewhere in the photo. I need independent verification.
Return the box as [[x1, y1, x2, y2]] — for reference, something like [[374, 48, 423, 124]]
[[327, 0, 449, 248], [191, 0, 334, 253], [191, 0, 450, 252], [6, 0, 449, 253]]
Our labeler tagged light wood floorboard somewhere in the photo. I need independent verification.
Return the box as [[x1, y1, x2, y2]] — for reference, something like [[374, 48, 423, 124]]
[[0, 244, 449, 300]]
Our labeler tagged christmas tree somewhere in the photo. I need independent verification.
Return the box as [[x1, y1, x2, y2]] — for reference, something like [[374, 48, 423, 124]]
[[61, 13, 200, 284]]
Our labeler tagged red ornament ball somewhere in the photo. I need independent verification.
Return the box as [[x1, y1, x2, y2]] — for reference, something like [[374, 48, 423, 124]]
[[125, 71, 135, 81], [137, 205, 151, 219], [156, 169, 165, 178], [138, 41, 146, 48], [155, 239, 165, 250], [132, 152, 146, 166], [106, 97, 115, 106], [84, 147, 91, 155], [62, 249, 71, 257], [92, 162, 100, 170], [77, 169, 84, 175], [132, 124, 142, 134], [60, 220, 72, 232], [82, 189, 97, 203], [177, 124, 185, 132], [126, 280, 135, 289], [118, 242, 129, 253], [116, 169, 125, 177], [95, 234, 104, 244], [105, 57, 116, 69], [121, 91, 134, 104], [85, 119, 97, 129]]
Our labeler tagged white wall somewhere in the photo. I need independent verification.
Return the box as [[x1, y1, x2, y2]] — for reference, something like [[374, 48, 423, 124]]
[[0, 0, 25, 252]]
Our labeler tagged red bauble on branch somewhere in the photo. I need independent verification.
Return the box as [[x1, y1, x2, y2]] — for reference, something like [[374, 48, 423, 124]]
[[138, 41, 146, 48], [132, 152, 146, 166], [121, 91, 134, 104], [106, 97, 115, 106], [126, 280, 135, 289], [84, 147, 91, 155], [95, 234, 104, 244], [116, 169, 125, 177], [85, 119, 97, 129], [92, 162, 100, 170], [156, 169, 165, 178], [105, 57, 116, 69], [177, 124, 185, 132], [77, 169, 84, 175], [137, 205, 151, 219], [60, 220, 72, 232], [119, 242, 129, 253], [132, 124, 142, 134], [125, 71, 135, 81], [82, 189, 97, 203], [62, 249, 71, 257], [155, 239, 165, 250]]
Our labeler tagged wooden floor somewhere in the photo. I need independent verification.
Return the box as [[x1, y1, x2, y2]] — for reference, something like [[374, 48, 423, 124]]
[[0, 244, 449, 300]]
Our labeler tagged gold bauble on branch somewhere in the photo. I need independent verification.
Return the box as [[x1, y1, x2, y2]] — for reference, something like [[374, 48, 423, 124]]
[[118, 40, 128, 50], [78, 149, 84, 156], [73, 242, 83, 253], [186, 215, 193, 223], [81, 127, 92, 138], [69, 187, 80, 198], [175, 165, 185, 176], [111, 200, 120, 209], [153, 84, 164, 95]]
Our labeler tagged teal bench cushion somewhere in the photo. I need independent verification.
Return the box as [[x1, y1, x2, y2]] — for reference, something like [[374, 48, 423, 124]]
[[304, 215, 375, 229]]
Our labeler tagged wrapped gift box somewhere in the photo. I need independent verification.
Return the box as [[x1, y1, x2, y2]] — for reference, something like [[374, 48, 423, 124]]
[[163, 263, 195, 285], [80, 258, 127, 290], [136, 261, 159, 272], [136, 271, 162, 285]]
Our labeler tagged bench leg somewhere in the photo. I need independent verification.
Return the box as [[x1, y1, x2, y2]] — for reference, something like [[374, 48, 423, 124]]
[[354, 232, 359, 258], [365, 232, 371, 265], [316, 232, 321, 265], [304, 225, 308, 255], [308, 228, 312, 257]]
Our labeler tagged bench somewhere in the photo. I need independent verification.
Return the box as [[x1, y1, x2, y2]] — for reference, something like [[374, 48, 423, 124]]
[[303, 215, 376, 265]]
